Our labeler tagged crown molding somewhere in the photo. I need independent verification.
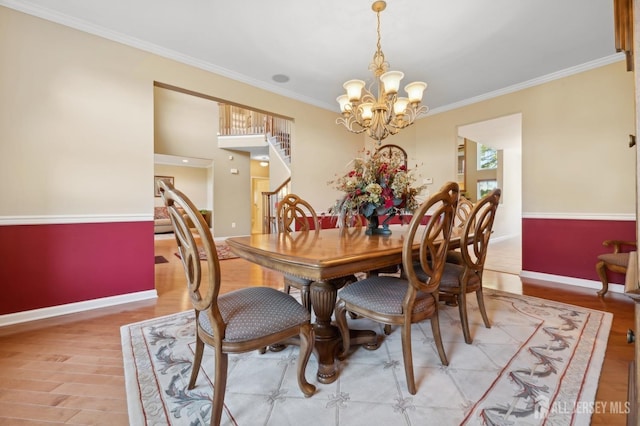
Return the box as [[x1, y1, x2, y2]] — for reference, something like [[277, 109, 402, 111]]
[[427, 54, 626, 116], [2, 1, 624, 115], [0, 0, 336, 111]]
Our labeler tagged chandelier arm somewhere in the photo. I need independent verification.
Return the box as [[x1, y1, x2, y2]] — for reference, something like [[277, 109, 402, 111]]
[[360, 89, 377, 104], [401, 105, 429, 124], [385, 106, 429, 132], [336, 116, 368, 135]]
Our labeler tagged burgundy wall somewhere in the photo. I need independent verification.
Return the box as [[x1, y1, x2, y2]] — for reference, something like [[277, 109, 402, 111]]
[[522, 218, 636, 284], [0, 221, 155, 315], [2, 217, 634, 316]]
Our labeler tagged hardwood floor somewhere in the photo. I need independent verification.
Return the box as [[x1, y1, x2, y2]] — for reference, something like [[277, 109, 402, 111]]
[[0, 237, 635, 425]]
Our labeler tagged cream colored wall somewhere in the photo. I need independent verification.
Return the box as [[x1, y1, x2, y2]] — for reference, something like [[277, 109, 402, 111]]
[[154, 87, 250, 236], [0, 8, 153, 217], [2, 7, 635, 237], [153, 164, 208, 209], [0, 8, 360, 235], [268, 144, 291, 193], [414, 61, 636, 216], [291, 114, 362, 213], [250, 161, 269, 178], [498, 147, 523, 237], [141, 47, 362, 216]]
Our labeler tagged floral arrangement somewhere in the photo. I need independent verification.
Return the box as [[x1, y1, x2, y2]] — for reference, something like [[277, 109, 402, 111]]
[[329, 147, 426, 223]]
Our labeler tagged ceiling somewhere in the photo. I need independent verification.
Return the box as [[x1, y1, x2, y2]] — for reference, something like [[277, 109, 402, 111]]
[[458, 113, 522, 150], [154, 153, 213, 168], [3, 0, 622, 116]]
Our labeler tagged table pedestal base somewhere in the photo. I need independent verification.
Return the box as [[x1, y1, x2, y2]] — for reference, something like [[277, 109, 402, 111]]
[[310, 278, 378, 384]]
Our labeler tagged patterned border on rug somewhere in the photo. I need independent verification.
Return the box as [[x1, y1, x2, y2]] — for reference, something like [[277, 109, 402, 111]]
[[461, 293, 609, 424], [174, 241, 239, 261], [121, 289, 611, 426]]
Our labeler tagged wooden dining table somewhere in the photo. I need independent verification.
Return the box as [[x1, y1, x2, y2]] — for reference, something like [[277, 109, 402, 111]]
[[226, 224, 463, 384]]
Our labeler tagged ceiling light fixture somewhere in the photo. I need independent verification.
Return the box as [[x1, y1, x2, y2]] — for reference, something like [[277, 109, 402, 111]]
[[259, 161, 269, 167], [336, 1, 428, 144], [272, 74, 290, 83]]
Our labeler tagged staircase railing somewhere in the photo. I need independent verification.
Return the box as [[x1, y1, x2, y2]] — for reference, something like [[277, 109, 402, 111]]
[[218, 104, 292, 166], [267, 116, 291, 164], [218, 104, 268, 135], [261, 178, 291, 233]]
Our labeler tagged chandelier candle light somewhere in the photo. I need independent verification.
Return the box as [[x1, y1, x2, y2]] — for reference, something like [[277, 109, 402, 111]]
[[336, 1, 429, 144]]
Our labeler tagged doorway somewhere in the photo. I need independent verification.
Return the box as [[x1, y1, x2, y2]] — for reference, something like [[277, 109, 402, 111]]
[[457, 113, 522, 274], [252, 177, 270, 234]]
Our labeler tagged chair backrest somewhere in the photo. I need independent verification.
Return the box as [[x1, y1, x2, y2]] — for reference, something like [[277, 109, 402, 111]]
[[454, 195, 474, 229], [460, 188, 501, 273], [277, 194, 319, 232], [157, 180, 225, 334], [402, 181, 459, 294]]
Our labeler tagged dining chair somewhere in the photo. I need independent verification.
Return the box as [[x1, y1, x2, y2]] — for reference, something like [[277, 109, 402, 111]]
[[335, 181, 459, 395], [454, 195, 474, 229], [443, 194, 475, 265], [158, 181, 316, 426], [596, 239, 637, 296], [438, 188, 501, 344], [277, 193, 319, 311]]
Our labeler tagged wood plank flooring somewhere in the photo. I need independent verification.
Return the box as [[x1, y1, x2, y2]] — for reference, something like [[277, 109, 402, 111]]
[[0, 237, 635, 425]]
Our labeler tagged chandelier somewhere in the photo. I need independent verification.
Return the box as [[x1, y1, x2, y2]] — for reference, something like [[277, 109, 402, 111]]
[[336, 1, 428, 144]]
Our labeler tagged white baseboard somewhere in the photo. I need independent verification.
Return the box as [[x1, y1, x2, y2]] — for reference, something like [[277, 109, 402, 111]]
[[488, 234, 518, 244], [520, 270, 625, 294], [0, 289, 158, 327]]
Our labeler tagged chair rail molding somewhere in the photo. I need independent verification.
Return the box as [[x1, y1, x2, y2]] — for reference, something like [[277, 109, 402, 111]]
[[0, 214, 152, 226], [522, 212, 636, 221]]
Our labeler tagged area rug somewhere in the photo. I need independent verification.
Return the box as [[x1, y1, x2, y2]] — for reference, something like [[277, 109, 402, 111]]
[[174, 241, 239, 261], [154, 255, 169, 264], [121, 289, 611, 425]]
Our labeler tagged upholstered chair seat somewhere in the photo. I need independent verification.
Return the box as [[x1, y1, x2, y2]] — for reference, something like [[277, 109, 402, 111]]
[[597, 252, 630, 268], [596, 239, 637, 297], [439, 263, 481, 294], [337, 276, 436, 316], [199, 287, 311, 342]]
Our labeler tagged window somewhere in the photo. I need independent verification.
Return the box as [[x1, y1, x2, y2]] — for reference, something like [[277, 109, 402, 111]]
[[477, 179, 498, 198], [477, 144, 497, 170]]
